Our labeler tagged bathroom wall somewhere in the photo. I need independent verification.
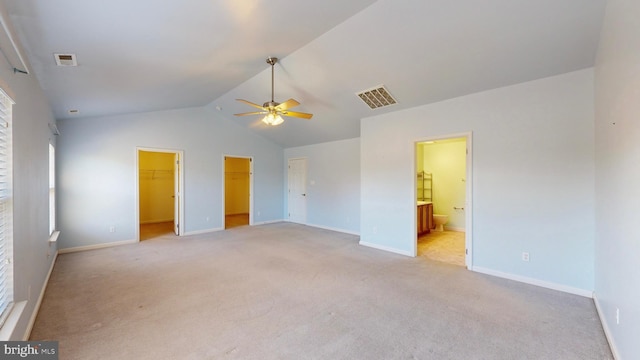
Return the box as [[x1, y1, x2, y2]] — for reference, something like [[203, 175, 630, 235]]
[[416, 143, 425, 173], [422, 139, 466, 231]]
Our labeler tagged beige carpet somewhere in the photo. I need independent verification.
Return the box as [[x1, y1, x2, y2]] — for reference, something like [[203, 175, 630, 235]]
[[418, 230, 465, 266], [31, 223, 612, 359]]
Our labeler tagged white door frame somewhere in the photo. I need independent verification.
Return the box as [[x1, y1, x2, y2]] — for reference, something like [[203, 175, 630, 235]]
[[135, 147, 185, 241], [222, 155, 254, 227], [287, 157, 307, 224], [414, 132, 473, 269]]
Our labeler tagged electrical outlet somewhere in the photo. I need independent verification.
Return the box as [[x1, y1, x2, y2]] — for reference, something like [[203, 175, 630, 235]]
[[522, 252, 530, 262], [206, 216, 210, 222], [109, 226, 115, 233], [616, 308, 620, 324]]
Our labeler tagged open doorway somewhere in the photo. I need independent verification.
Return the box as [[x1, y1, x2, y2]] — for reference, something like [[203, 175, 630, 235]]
[[415, 134, 472, 268], [224, 156, 252, 229], [137, 148, 184, 241]]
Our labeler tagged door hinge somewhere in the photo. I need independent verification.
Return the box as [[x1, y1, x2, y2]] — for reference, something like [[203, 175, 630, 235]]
[[465, 249, 468, 255]]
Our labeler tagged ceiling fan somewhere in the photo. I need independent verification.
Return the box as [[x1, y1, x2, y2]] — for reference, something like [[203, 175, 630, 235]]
[[234, 57, 313, 126]]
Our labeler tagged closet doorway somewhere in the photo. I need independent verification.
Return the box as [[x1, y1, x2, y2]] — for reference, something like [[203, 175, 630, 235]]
[[137, 148, 184, 241], [224, 156, 252, 229]]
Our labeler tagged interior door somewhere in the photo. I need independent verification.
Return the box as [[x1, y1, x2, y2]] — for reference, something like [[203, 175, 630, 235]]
[[174, 153, 180, 235], [288, 158, 307, 224]]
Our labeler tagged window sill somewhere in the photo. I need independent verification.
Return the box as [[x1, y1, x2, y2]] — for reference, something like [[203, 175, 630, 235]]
[[0, 301, 26, 341], [48, 230, 60, 243]]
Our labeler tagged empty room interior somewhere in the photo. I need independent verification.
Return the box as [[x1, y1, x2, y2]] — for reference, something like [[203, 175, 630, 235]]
[[0, 0, 638, 358]]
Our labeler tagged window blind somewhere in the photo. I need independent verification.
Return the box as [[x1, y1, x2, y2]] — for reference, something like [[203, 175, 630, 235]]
[[0, 88, 14, 328], [49, 143, 55, 235]]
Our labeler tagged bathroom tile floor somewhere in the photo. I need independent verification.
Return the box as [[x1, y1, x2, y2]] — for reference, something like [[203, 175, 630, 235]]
[[418, 230, 465, 266]]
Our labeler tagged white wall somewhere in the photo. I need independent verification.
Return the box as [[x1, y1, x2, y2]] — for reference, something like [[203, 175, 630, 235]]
[[361, 69, 595, 292], [594, 0, 640, 358], [57, 107, 284, 249], [284, 138, 360, 234], [0, 28, 57, 340]]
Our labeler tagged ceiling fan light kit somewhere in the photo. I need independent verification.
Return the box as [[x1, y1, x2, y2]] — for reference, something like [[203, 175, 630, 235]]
[[235, 57, 313, 126], [263, 113, 284, 126]]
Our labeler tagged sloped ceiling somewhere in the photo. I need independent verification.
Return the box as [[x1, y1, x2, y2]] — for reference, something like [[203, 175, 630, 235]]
[[4, 0, 606, 148]]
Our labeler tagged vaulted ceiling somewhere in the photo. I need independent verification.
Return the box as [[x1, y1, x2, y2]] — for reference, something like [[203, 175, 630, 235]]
[[4, 0, 606, 147]]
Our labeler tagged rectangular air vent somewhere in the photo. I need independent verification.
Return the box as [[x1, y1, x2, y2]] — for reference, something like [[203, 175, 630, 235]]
[[54, 53, 77, 66], [356, 85, 397, 109]]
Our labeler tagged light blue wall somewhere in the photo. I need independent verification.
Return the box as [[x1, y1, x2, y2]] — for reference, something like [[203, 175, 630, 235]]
[[0, 41, 57, 339], [594, 0, 640, 358], [57, 107, 284, 249], [361, 69, 595, 291], [284, 138, 360, 234]]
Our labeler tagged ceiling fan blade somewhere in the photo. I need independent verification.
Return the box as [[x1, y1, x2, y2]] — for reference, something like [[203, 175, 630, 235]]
[[282, 110, 313, 120], [275, 98, 300, 111], [234, 111, 266, 116], [236, 99, 266, 110]]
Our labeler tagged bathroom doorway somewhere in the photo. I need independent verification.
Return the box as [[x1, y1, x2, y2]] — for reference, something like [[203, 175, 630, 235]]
[[415, 134, 472, 268]]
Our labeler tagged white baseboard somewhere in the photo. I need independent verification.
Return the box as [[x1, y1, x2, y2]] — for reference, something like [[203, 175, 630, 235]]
[[359, 241, 412, 257], [183, 227, 223, 236], [305, 223, 360, 236], [23, 251, 58, 340], [472, 266, 593, 298], [252, 219, 284, 226], [58, 239, 137, 254], [593, 293, 620, 360]]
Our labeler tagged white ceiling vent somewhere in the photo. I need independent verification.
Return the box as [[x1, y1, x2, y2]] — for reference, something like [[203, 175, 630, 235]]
[[356, 85, 397, 109], [54, 53, 77, 66]]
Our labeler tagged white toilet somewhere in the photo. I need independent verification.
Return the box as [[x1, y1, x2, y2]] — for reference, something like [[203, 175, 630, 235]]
[[433, 214, 449, 232]]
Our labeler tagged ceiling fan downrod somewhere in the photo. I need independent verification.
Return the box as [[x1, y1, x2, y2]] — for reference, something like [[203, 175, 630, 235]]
[[265, 57, 278, 108]]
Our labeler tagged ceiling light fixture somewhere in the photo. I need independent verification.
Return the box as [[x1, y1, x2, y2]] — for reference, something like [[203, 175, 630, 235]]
[[262, 111, 284, 126]]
